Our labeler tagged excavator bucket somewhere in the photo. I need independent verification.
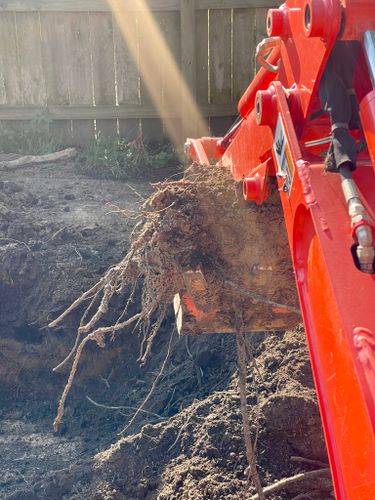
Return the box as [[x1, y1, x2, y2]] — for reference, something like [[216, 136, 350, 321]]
[[171, 187, 301, 336]]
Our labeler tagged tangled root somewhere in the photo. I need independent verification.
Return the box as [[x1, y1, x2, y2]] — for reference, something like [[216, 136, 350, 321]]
[[49, 164, 299, 431]]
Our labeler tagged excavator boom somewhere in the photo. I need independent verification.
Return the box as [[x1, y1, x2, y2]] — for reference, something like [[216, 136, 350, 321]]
[[186, 1, 375, 498]]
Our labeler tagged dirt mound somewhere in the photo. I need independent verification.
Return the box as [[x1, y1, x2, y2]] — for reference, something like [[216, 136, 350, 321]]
[[91, 327, 331, 500], [8, 327, 332, 499], [0, 160, 332, 500]]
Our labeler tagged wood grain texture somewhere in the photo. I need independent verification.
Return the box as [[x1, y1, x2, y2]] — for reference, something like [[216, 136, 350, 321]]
[[139, 10, 164, 142], [113, 11, 140, 140], [0, 12, 21, 105], [180, 0, 196, 139], [255, 7, 268, 45], [209, 9, 232, 105], [40, 12, 71, 143], [0, 1, 280, 145], [0, 0, 281, 11], [90, 12, 117, 137], [181, 0, 196, 96], [255, 7, 269, 74], [64, 12, 94, 145], [16, 12, 46, 105], [209, 8, 233, 136], [198, 0, 281, 9], [40, 13, 69, 105], [0, 103, 238, 120], [233, 8, 256, 101], [0, 0, 180, 12], [195, 7, 209, 136], [161, 10, 181, 142]]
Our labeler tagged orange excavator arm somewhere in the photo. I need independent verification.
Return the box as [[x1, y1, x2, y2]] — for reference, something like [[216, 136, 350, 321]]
[[186, 1, 375, 498]]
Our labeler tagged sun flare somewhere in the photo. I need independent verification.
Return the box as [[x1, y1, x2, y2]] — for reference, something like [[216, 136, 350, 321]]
[[107, 0, 208, 145]]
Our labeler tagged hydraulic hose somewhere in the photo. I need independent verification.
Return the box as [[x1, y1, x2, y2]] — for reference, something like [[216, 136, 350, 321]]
[[340, 166, 375, 273]]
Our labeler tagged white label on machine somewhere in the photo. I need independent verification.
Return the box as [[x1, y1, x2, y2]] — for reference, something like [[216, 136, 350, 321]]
[[273, 114, 295, 196]]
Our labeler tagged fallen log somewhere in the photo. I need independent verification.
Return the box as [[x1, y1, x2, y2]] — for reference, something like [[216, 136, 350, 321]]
[[0, 148, 77, 170]]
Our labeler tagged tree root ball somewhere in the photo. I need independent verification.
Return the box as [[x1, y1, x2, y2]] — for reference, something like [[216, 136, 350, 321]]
[[51, 163, 300, 430]]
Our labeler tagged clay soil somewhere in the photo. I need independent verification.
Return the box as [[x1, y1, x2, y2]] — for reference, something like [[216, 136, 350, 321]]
[[0, 158, 333, 499]]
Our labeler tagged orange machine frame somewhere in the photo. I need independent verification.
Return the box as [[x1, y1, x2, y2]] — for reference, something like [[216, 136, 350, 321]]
[[186, 1, 375, 498]]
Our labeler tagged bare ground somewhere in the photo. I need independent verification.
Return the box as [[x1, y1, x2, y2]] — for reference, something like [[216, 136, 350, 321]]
[[0, 159, 333, 499]]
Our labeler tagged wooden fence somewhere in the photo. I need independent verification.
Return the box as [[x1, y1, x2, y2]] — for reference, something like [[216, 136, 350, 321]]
[[0, 0, 281, 146]]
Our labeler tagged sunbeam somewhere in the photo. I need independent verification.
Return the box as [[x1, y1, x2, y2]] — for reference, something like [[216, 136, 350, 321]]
[[107, 0, 208, 146]]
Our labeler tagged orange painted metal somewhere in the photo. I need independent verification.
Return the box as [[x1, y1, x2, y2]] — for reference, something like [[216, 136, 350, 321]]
[[360, 90, 375, 175], [186, 1, 375, 497], [242, 160, 270, 204]]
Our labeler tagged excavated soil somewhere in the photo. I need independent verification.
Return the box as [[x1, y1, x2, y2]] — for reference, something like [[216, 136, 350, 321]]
[[0, 158, 333, 499]]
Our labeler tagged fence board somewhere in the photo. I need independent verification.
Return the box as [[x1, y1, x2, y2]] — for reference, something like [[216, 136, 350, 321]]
[[209, 9, 232, 136], [90, 12, 117, 138], [255, 7, 268, 44], [0, 13, 21, 106], [0, 103, 237, 121], [233, 8, 256, 102], [113, 13, 140, 141], [0, 2, 281, 148], [40, 13, 69, 105], [40, 12, 72, 143], [16, 12, 46, 106], [195, 8, 209, 132], [0, 1, 279, 12], [0, 0, 180, 12], [139, 11, 164, 142], [64, 12, 94, 145], [180, 0, 197, 139], [255, 7, 268, 74], [161, 10, 181, 142], [198, 0, 279, 8]]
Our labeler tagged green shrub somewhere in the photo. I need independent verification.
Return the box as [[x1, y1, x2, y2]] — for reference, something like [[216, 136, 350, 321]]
[[78, 134, 182, 181], [0, 114, 63, 155]]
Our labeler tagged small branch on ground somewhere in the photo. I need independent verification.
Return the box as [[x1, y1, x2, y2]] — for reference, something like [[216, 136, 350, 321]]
[[85, 396, 164, 420], [235, 310, 266, 500], [243, 335, 262, 476], [125, 183, 146, 200], [0, 237, 31, 251], [249, 468, 331, 500]]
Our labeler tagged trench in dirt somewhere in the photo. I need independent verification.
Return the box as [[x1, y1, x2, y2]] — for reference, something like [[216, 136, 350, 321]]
[[0, 159, 333, 499]]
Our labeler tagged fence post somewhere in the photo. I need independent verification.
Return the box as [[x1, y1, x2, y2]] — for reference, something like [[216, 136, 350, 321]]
[[181, 0, 197, 141]]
